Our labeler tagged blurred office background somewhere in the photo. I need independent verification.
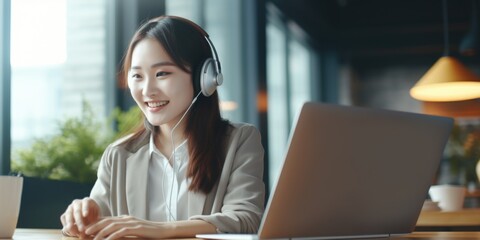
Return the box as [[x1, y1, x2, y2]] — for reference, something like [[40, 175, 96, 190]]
[[2, 0, 480, 213]]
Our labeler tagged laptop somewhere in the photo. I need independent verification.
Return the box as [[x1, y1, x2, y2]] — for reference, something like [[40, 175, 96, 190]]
[[197, 102, 453, 240]]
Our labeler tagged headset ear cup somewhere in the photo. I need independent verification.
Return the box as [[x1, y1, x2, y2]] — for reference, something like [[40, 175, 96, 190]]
[[199, 58, 218, 97]]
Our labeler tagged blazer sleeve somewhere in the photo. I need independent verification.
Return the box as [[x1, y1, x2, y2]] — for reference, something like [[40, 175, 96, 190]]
[[190, 124, 266, 233], [89, 145, 114, 217]]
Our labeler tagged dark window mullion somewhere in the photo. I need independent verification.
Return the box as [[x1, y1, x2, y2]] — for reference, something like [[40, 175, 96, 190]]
[[285, 22, 292, 131], [0, 0, 11, 175]]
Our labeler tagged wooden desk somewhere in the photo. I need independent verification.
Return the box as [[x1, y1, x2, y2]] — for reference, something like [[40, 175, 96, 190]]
[[393, 232, 480, 239], [12, 228, 62, 240], [11, 229, 480, 240], [11, 229, 197, 240], [416, 208, 480, 231]]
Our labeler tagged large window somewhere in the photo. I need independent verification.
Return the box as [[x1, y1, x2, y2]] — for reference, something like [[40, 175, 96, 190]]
[[266, 5, 320, 189], [10, 0, 108, 152]]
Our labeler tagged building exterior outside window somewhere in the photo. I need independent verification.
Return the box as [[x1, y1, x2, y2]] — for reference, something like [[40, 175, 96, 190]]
[[10, 0, 108, 154]]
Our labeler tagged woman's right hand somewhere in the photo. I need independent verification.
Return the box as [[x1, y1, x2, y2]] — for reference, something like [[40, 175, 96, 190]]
[[60, 197, 100, 238]]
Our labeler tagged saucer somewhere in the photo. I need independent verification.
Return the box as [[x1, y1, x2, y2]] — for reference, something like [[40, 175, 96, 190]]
[[421, 200, 441, 211]]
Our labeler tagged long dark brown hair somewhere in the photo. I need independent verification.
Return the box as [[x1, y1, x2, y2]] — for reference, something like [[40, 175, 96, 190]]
[[120, 16, 231, 194]]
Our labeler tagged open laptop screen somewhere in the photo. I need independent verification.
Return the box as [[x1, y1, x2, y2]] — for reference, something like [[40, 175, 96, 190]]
[[198, 102, 453, 240], [259, 102, 453, 239]]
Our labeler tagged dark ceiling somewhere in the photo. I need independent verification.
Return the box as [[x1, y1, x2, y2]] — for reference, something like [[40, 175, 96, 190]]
[[270, 0, 477, 65]]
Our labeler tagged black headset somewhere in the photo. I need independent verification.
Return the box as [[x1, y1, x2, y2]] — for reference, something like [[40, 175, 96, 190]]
[[197, 36, 223, 97]]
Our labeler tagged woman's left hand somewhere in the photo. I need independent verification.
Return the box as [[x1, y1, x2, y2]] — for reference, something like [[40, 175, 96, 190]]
[[85, 215, 172, 240]]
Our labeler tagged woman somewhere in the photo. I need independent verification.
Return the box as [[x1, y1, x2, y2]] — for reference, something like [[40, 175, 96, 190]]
[[60, 16, 265, 240]]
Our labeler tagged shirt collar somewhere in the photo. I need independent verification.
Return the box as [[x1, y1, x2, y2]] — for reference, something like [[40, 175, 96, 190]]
[[149, 133, 188, 159]]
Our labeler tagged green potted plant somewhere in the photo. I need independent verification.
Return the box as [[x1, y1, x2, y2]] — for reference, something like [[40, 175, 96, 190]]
[[12, 102, 141, 183], [11, 101, 141, 228], [444, 122, 480, 186]]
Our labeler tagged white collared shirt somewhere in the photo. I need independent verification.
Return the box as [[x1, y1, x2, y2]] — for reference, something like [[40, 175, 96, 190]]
[[147, 134, 189, 222]]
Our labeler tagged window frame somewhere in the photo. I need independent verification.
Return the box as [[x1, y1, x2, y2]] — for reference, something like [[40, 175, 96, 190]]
[[0, 0, 11, 175]]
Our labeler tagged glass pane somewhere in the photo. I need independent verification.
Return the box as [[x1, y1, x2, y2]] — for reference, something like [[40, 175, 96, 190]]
[[165, 0, 202, 23], [288, 39, 311, 123], [10, 0, 107, 150], [166, 0, 244, 122], [205, 0, 243, 122], [266, 22, 288, 189]]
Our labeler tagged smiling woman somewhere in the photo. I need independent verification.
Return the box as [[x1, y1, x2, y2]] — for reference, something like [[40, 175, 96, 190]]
[[60, 16, 265, 240]]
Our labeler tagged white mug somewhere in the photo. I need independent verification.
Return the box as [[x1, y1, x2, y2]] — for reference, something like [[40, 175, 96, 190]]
[[429, 184, 465, 212], [0, 176, 23, 238]]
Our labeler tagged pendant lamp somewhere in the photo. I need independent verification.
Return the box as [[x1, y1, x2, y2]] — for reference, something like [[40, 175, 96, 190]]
[[410, 0, 480, 102]]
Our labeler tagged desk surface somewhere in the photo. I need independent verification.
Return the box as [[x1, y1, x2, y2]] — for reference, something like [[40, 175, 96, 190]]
[[11, 229, 480, 240], [11, 229, 197, 240], [416, 208, 480, 227]]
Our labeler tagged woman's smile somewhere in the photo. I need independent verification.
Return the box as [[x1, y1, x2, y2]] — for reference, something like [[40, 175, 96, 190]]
[[145, 100, 169, 111]]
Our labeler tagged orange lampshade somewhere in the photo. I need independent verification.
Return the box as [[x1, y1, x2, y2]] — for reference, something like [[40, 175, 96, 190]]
[[410, 56, 480, 102]]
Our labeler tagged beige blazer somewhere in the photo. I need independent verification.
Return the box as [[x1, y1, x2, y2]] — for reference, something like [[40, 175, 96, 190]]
[[90, 123, 265, 233]]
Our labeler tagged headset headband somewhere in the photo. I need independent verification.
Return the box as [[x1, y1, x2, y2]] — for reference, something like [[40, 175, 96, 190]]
[[204, 35, 222, 74]]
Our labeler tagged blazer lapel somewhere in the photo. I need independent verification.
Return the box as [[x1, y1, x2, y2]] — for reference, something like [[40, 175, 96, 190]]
[[125, 145, 150, 219], [188, 188, 207, 216]]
